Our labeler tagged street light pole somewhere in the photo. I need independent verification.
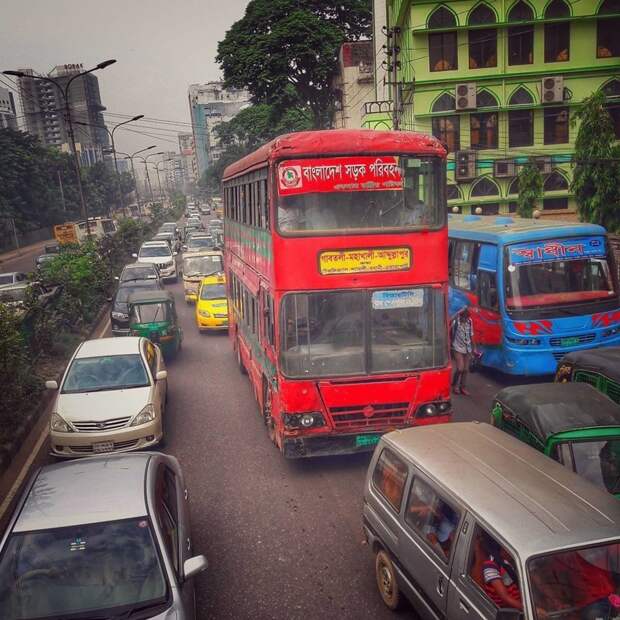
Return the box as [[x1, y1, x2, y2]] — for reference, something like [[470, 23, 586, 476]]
[[75, 114, 144, 217], [136, 152, 164, 207], [117, 145, 157, 218], [154, 159, 172, 204], [4, 60, 116, 239]]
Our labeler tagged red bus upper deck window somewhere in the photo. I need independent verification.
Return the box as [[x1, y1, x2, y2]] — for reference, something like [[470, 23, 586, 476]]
[[276, 156, 445, 235]]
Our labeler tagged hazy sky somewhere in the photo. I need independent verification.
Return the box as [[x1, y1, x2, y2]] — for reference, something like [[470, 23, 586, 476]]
[[1, 0, 249, 155]]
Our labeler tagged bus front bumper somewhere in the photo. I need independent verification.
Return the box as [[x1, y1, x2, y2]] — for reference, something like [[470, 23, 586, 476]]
[[282, 419, 450, 458]]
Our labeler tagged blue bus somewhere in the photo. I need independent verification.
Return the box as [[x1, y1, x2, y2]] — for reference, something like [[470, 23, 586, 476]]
[[448, 215, 620, 375]]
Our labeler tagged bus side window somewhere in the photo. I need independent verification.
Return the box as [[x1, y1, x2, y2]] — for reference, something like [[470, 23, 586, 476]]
[[478, 270, 498, 311], [452, 241, 475, 291]]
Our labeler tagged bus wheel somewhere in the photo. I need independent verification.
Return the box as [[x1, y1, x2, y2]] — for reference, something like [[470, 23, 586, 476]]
[[236, 339, 247, 375], [375, 549, 402, 610], [262, 379, 277, 445]]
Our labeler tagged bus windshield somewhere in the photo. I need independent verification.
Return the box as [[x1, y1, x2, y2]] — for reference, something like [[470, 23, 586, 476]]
[[505, 238, 616, 310], [280, 287, 446, 378], [277, 156, 444, 234]]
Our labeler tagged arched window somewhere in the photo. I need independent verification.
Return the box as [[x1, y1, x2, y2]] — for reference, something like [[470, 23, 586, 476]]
[[545, 0, 570, 62], [508, 2, 534, 65], [471, 177, 500, 197], [544, 107, 570, 144], [468, 4, 497, 69], [508, 178, 519, 195], [432, 93, 456, 112], [429, 6, 456, 28], [432, 93, 460, 152], [544, 171, 569, 191], [476, 90, 499, 108], [447, 184, 461, 201], [598, 0, 620, 58], [509, 87, 534, 105], [508, 88, 534, 147], [603, 79, 620, 138], [428, 6, 458, 72]]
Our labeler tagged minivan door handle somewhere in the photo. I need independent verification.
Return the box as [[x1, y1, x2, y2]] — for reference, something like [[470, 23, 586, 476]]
[[436, 575, 445, 596], [459, 599, 470, 613]]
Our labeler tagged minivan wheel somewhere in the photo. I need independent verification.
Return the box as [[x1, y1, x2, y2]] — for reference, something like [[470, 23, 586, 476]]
[[375, 550, 401, 610]]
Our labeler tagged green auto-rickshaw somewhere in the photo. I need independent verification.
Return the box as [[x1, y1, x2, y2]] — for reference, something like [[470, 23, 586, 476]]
[[491, 382, 620, 498], [128, 290, 182, 358]]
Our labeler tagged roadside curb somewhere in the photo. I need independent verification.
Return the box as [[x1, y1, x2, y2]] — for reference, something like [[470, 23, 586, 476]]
[[0, 306, 111, 530]]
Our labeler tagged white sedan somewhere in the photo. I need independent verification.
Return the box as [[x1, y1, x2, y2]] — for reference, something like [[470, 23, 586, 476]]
[[46, 337, 167, 457]]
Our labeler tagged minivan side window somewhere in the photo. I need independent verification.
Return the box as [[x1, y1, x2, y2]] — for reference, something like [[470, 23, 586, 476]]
[[405, 477, 461, 561], [372, 449, 408, 511], [467, 526, 523, 611]]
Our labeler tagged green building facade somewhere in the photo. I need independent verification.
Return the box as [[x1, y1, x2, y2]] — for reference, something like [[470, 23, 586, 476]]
[[363, 0, 620, 218]]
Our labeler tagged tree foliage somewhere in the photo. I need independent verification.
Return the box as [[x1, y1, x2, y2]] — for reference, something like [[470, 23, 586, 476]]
[[216, 0, 372, 127], [571, 91, 620, 232], [517, 159, 543, 218], [0, 128, 137, 231]]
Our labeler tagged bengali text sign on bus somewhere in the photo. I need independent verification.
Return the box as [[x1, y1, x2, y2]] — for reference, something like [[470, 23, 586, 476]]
[[319, 247, 411, 275], [508, 236, 606, 265], [54, 224, 78, 245], [278, 156, 403, 196]]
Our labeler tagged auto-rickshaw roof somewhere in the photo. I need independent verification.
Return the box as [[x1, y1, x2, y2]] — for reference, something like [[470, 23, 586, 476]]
[[127, 290, 175, 305], [495, 382, 620, 441], [561, 347, 620, 385]]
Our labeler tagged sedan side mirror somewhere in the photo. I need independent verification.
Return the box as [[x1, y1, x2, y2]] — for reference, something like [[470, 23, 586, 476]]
[[45, 380, 59, 390], [155, 370, 168, 381], [183, 555, 208, 580]]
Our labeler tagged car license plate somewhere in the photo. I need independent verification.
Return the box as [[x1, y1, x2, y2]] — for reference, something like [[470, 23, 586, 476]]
[[93, 441, 115, 453], [561, 337, 579, 347], [356, 434, 381, 448]]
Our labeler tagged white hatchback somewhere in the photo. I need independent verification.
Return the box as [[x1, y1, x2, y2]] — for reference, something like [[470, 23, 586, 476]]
[[46, 337, 168, 458]]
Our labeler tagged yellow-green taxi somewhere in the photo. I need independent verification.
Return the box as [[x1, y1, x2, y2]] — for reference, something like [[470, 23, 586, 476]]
[[195, 273, 228, 331]]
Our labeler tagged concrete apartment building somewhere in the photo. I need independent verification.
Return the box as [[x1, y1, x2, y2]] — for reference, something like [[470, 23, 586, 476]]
[[17, 64, 109, 166], [332, 41, 375, 128], [187, 82, 250, 178], [363, 0, 620, 218], [0, 86, 18, 130]]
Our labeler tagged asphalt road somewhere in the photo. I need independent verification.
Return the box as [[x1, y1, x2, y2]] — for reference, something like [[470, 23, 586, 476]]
[[0, 239, 52, 274], [159, 275, 528, 620]]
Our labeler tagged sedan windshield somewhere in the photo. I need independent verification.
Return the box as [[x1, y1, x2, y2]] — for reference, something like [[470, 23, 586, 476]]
[[62, 354, 149, 393], [529, 542, 620, 619], [281, 288, 446, 378], [183, 255, 223, 277], [0, 518, 168, 620], [277, 156, 445, 234], [200, 284, 226, 300]]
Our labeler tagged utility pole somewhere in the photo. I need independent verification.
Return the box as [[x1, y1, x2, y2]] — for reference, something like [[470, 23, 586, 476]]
[[381, 26, 402, 130], [57, 170, 66, 211]]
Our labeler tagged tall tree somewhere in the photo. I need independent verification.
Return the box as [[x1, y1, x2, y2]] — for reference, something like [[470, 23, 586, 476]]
[[517, 159, 543, 218], [216, 0, 372, 128], [572, 90, 620, 231]]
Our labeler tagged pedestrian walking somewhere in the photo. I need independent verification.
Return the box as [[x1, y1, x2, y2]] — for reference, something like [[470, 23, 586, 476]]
[[451, 307, 475, 396]]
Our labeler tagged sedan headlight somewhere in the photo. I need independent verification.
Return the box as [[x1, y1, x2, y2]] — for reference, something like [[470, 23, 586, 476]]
[[51, 413, 73, 433], [199, 309, 211, 318], [131, 404, 156, 426], [111, 311, 129, 320]]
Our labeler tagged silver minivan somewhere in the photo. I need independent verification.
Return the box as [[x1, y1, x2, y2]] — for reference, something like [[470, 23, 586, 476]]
[[363, 422, 620, 620], [0, 453, 207, 619]]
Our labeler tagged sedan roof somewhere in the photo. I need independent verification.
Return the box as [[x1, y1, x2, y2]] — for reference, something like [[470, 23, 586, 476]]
[[75, 336, 143, 358], [14, 454, 151, 532]]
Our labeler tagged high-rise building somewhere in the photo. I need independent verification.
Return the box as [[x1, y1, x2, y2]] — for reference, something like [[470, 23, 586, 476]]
[[0, 86, 18, 130], [187, 82, 250, 178], [178, 132, 198, 187], [164, 153, 184, 191], [17, 64, 109, 166], [362, 0, 620, 219]]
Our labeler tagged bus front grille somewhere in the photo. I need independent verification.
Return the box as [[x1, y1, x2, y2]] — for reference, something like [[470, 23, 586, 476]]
[[329, 402, 409, 430]]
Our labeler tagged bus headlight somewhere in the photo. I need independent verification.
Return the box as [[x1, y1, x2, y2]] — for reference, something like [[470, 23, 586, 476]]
[[506, 336, 541, 346], [282, 412, 325, 430], [199, 310, 211, 318], [415, 401, 451, 419]]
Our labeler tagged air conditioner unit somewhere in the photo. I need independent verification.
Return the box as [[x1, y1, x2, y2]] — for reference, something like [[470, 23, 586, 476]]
[[455, 150, 477, 181], [541, 76, 564, 104], [534, 156, 552, 175], [493, 159, 516, 178], [455, 83, 476, 111]]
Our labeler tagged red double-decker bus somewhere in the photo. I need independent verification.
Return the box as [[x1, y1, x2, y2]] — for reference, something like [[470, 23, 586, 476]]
[[222, 129, 450, 458]]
